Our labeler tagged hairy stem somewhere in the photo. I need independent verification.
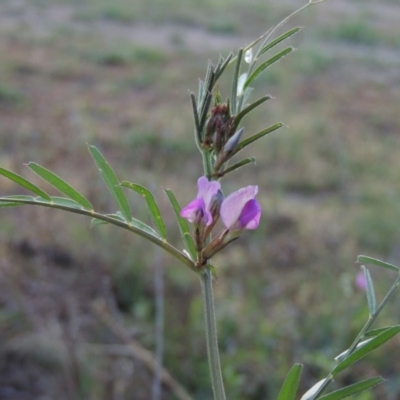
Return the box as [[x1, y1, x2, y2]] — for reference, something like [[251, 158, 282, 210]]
[[200, 268, 226, 400]]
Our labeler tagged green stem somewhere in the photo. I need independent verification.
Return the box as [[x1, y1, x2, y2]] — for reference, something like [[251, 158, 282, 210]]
[[199, 148, 226, 399], [200, 268, 226, 400], [202, 151, 213, 178], [0, 197, 196, 272]]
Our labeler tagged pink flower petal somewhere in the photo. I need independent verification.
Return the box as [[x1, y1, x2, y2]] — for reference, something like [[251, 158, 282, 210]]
[[220, 186, 259, 230], [180, 198, 205, 223], [180, 176, 221, 226], [238, 199, 261, 229]]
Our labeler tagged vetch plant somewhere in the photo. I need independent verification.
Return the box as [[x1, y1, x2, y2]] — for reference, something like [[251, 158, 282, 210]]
[[0, 1, 399, 399]]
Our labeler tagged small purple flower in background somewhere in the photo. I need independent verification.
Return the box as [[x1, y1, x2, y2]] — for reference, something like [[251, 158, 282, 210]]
[[180, 176, 221, 226], [355, 271, 367, 291], [220, 185, 261, 231]]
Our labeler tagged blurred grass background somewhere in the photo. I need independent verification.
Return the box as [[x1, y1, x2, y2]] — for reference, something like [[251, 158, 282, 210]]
[[0, 0, 400, 399]]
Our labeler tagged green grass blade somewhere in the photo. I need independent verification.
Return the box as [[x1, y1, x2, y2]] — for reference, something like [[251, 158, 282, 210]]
[[164, 188, 196, 261], [0, 167, 51, 200], [318, 376, 384, 400], [27, 162, 93, 210], [362, 266, 376, 315], [88, 145, 132, 222], [244, 47, 294, 90], [121, 181, 167, 239], [259, 27, 302, 56], [357, 255, 399, 272], [232, 123, 284, 156], [332, 326, 400, 375], [277, 363, 303, 400]]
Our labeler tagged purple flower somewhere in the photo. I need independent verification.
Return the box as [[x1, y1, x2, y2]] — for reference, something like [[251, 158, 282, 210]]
[[355, 271, 367, 291], [220, 185, 261, 231], [180, 176, 221, 226]]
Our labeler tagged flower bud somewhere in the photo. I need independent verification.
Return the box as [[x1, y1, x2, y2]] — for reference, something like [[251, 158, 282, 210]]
[[204, 105, 227, 145], [213, 127, 244, 171], [203, 104, 234, 152]]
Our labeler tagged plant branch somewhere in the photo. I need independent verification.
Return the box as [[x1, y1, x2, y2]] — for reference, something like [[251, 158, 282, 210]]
[[0, 196, 196, 272]]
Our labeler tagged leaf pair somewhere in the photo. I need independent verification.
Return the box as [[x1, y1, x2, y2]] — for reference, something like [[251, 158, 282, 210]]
[[0, 146, 196, 272], [231, 26, 301, 115], [0, 165, 92, 208]]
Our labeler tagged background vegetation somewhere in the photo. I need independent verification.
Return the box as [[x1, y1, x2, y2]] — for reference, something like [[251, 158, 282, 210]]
[[0, 0, 400, 399]]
